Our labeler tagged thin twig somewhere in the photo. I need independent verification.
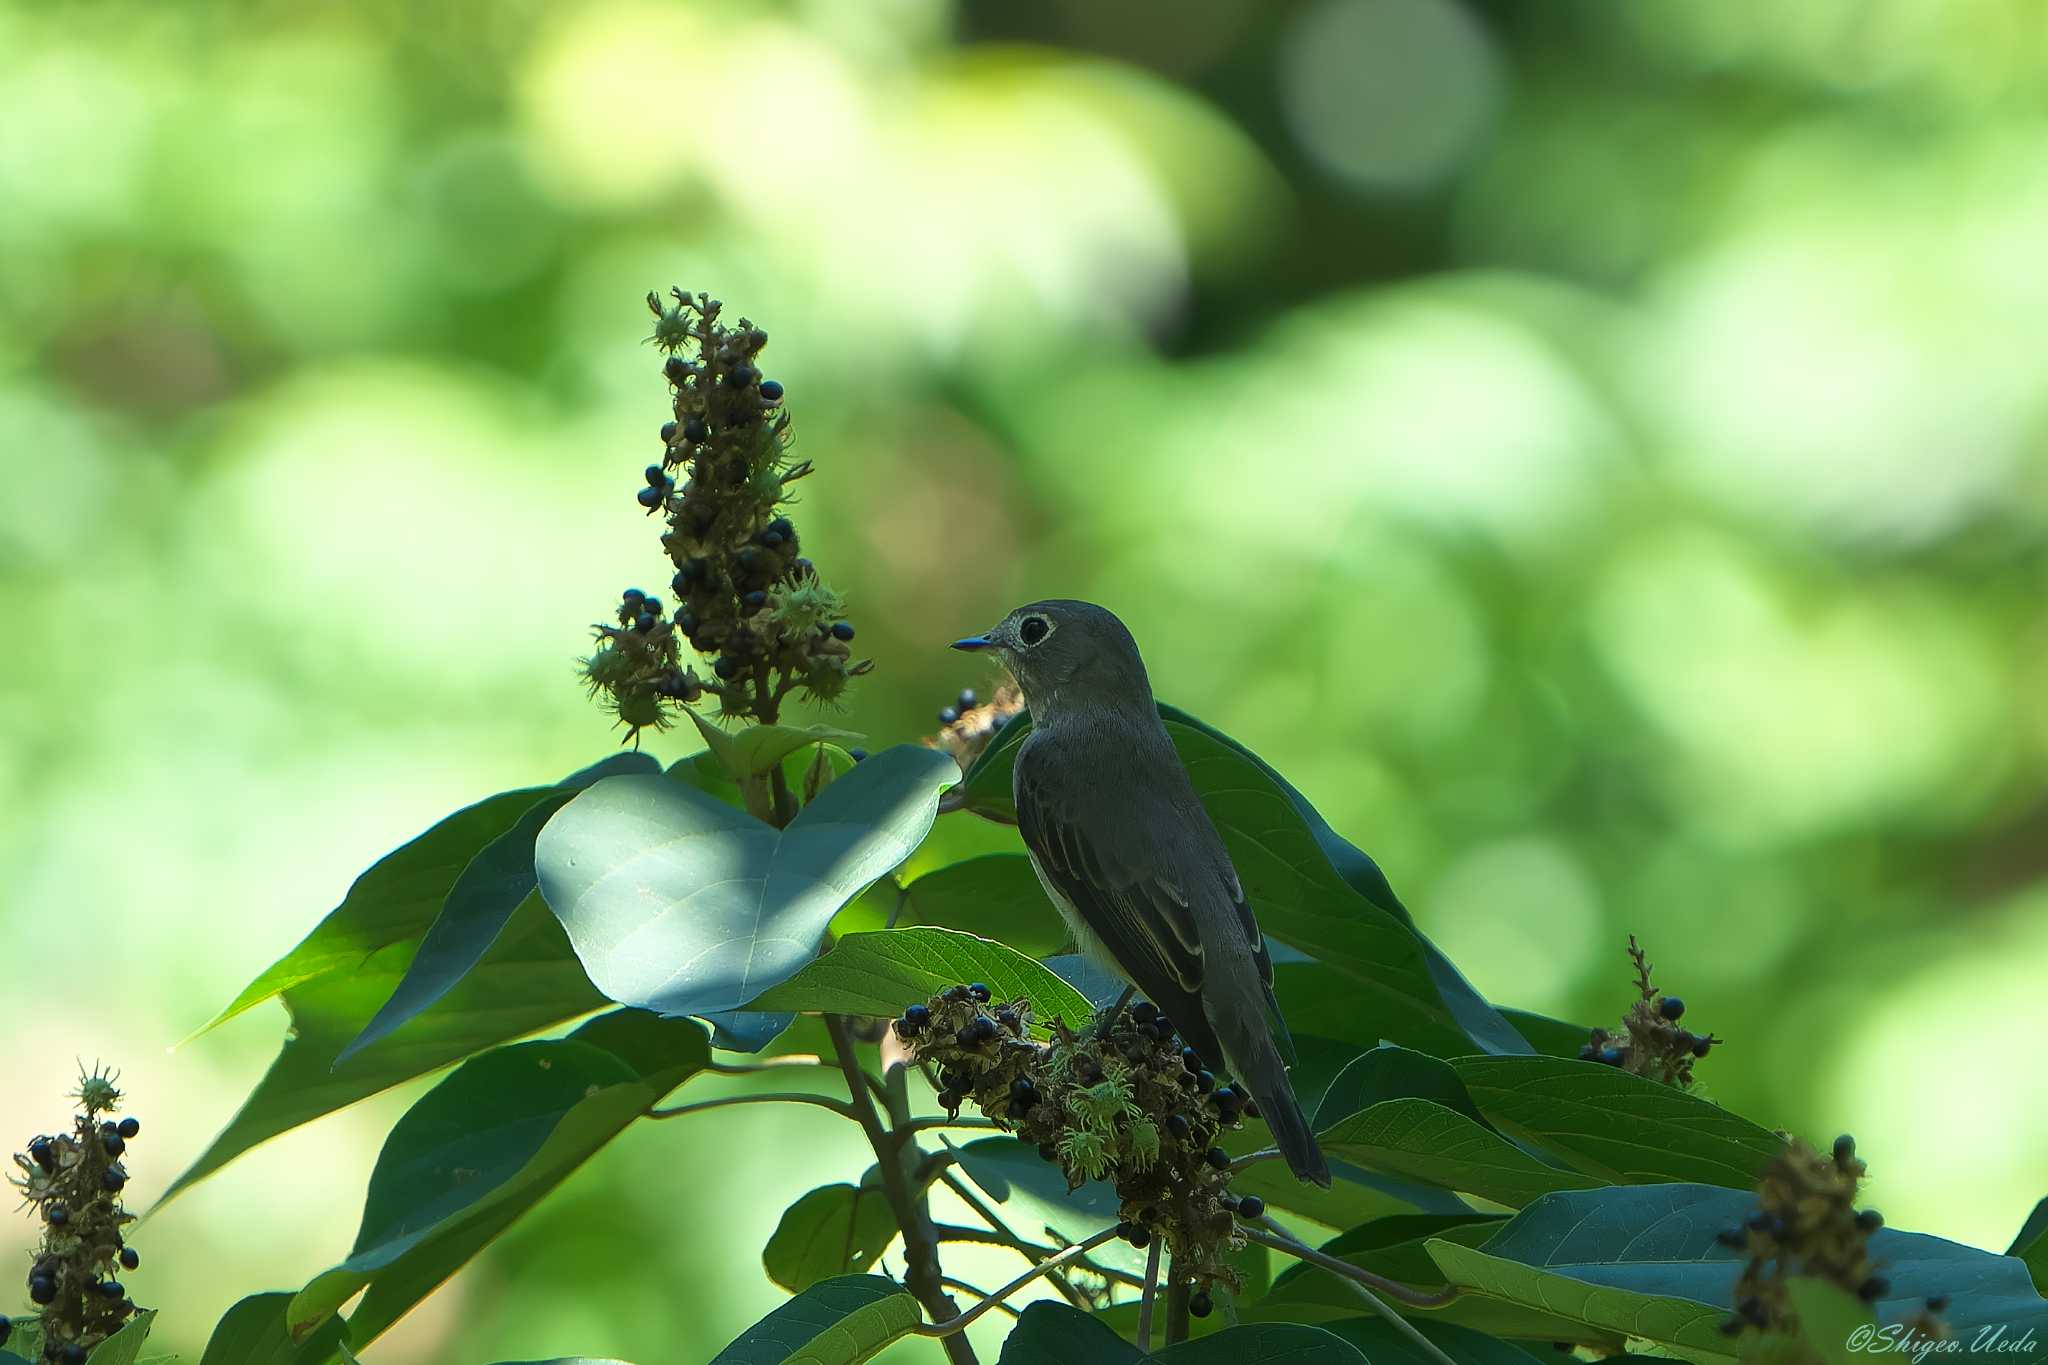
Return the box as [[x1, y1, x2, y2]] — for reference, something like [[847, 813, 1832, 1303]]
[[932, 1224, 1142, 1290], [1246, 1221, 1462, 1365], [894, 1115, 1003, 1139], [1228, 1146, 1283, 1172], [932, 1179, 1088, 1311], [941, 1279, 1021, 1319], [648, 1091, 855, 1121], [706, 1054, 824, 1074], [827, 1014, 978, 1365], [912, 1227, 1121, 1338], [1136, 1237, 1163, 1351]]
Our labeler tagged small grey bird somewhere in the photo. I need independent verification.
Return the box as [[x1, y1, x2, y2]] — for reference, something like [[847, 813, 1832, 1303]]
[[953, 599, 1331, 1186]]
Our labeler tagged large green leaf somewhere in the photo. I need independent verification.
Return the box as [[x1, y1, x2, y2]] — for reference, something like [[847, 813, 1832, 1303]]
[[162, 896, 609, 1206], [1318, 1099, 1600, 1208], [900, 855, 1069, 958], [1425, 1184, 2048, 1354], [335, 756, 660, 1066], [1495, 1010, 1594, 1060], [707, 1276, 919, 1365], [1144, 1324, 1368, 1363], [1318, 1318, 1548, 1365], [79, 1311, 156, 1365], [997, 1302, 1139, 1364], [536, 744, 959, 1021], [746, 927, 1096, 1027], [962, 709, 1518, 1058], [1313, 1046, 1490, 1130], [684, 711, 864, 781], [2010, 1197, 2048, 1293], [199, 1294, 349, 1365], [763, 1182, 901, 1293], [286, 1010, 709, 1347], [1450, 1055, 1785, 1188]]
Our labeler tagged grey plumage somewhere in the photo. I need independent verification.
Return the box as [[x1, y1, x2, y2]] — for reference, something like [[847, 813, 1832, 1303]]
[[953, 600, 1331, 1186]]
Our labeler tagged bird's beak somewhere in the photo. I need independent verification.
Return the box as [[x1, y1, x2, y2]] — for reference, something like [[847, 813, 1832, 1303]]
[[951, 633, 995, 652]]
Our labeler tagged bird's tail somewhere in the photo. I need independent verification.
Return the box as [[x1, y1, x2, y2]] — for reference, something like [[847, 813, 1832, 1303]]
[[1221, 1016, 1330, 1188]]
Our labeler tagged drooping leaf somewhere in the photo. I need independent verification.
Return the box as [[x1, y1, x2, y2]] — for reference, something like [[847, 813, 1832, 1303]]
[[707, 1275, 919, 1365], [199, 1294, 350, 1365], [703, 1008, 796, 1054], [79, 1310, 156, 1365], [2010, 1196, 2048, 1293], [1143, 1323, 1368, 1363], [161, 896, 609, 1206], [997, 1301, 1139, 1364], [537, 744, 959, 1021], [1425, 1184, 2048, 1355], [1317, 1098, 1600, 1208], [746, 927, 1096, 1027], [763, 1182, 902, 1293], [1451, 1055, 1785, 1188], [286, 1010, 709, 1347], [684, 710, 864, 782], [964, 709, 1518, 1058], [1496, 1009, 1595, 1060], [900, 855, 1069, 958]]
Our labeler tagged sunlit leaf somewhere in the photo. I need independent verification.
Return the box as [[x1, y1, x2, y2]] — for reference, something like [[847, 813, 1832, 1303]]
[[1451, 1055, 1784, 1188], [1144, 1323, 1368, 1363], [763, 1181, 901, 1293], [286, 1011, 709, 1347], [746, 927, 1095, 1027], [707, 1275, 918, 1365], [537, 745, 958, 1021], [683, 709, 863, 782], [198, 1294, 349, 1365], [161, 897, 608, 1206], [78, 1310, 156, 1365], [1318, 1099, 1600, 1208]]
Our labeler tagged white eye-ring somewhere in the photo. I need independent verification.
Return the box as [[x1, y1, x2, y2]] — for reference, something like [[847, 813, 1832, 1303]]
[[1017, 615, 1052, 647]]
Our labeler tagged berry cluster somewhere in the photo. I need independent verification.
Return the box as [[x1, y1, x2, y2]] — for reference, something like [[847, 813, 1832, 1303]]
[[8, 1069, 145, 1363], [925, 683, 1026, 770], [1714, 1136, 1945, 1340], [1577, 936, 1721, 1086], [893, 986, 1266, 1305], [579, 290, 870, 739]]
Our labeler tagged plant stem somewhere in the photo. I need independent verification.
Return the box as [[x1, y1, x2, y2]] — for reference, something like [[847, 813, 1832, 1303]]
[[1137, 1238, 1163, 1351], [769, 762, 797, 825], [706, 1054, 824, 1074], [1244, 1223, 1463, 1365], [1165, 1271, 1190, 1344], [894, 1116, 1003, 1139], [911, 1227, 1121, 1339], [827, 1013, 977, 1365], [647, 1091, 855, 1121]]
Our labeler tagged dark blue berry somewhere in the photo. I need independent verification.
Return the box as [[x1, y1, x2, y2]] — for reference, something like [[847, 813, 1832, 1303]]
[[904, 1003, 930, 1028], [1597, 1048, 1623, 1066], [1858, 1276, 1889, 1303], [759, 379, 783, 401], [943, 986, 970, 1003], [1151, 1015, 1174, 1040], [745, 590, 767, 610], [956, 1025, 980, 1047], [939, 707, 959, 725], [1165, 1113, 1189, 1138], [1236, 1195, 1265, 1219], [645, 464, 666, 486], [63, 1345, 87, 1365], [1205, 1147, 1230, 1171], [1692, 1036, 1714, 1058], [97, 1280, 124, 1299], [1834, 1134, 1856, 1163], [634, 612, 656, 633], [831, 622, 855, 641], [47, 1205, 67, 1225], [637, 485, 664, 508], [848, 748, 867, 761], [1856, 1209, 1883, 1231], [968, 983, 991, 1002], [104, 1131, 125, 1157], [28, 1138, 53, 1171], [623, 587, 646, 602], [29, 1277, 55, 1305], [119, 1247, 138, 1270], [1127, 1225, 1150, 1248], [714, 657, 738, 679], [996, 1009, 1019, 1032], [1131, 1001, 1158, 1023], [103, 1168, 126, 1190], [957, 689, 977, 710], [682, 416, 708, 443], [672, 571, 691, 595], [1578, 1044, 1600, 1061], [728, 363, 759, 389], [1194, 1070, 1215, 1093], [1715, 1227, 1746, 1248], [1659, 996, 1685, 1021], [1189, 1291, 1212, 1318], [1181, 1046, 1201, 1072], [1927, 1295, 1949, 1312], [660, 420, 677, 443], [663, 356, 687, 381], [0, 1316, 9, 1348]]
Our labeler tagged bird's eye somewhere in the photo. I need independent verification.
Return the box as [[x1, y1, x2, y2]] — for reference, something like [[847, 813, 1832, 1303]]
[[1018, 616, 1050, 646]]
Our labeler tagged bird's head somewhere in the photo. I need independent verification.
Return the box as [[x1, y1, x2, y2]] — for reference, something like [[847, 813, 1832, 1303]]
[[952, 599, 1152, 714]]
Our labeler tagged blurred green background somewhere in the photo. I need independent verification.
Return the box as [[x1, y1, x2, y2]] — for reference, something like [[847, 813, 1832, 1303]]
[[5, 0, 2047, 1360]]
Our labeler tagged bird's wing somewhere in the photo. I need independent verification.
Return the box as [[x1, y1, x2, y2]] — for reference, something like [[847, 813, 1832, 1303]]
[[1013, 737, 1213, 1000]]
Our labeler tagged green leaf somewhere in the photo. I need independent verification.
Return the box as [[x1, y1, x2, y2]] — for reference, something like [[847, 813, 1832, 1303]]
[[746, 927, 1096, 1027], [1143, 1323, 1368, 1363], [2010, 1196, 2048, 1293], [1313, 1046, 1489, 1130], [708, 1276, 919, 1365], [161, 895, 608, 1206], [1451, 1055, 1785, 1188], [683, 711, 864, 782], [199, 1294, 349, 1365], [1317, 1318, 1548, 1365], [1260, 1213, 1506, 1309], [286, 1010, 709, 1347], [1426, 1184, 2048, 1354], [537, 744, 959, 1020], [1496, 1010, 1595, 1060], [80, 1311, 156, 1365], [899, 855, 1070, 958], [488, 1359, 636, 1364], [997, 1302, 1139, 1364], [1764, 1280, 1872, 1365], [1318, 1098, 1599, 1208], [763, 1182, 901, 1293]]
